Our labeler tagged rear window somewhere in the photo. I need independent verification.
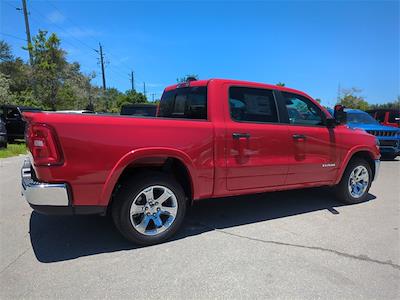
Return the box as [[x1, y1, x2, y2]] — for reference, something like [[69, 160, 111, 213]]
[[158, 86, 207, 120]]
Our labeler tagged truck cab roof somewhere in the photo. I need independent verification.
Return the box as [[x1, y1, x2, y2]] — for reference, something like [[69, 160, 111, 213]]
[[164, 78, 312, 99]]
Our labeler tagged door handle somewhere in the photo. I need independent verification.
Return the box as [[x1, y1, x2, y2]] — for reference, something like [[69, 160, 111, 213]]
[[233, 133, 251, 139], [292, 134, 306, 140]]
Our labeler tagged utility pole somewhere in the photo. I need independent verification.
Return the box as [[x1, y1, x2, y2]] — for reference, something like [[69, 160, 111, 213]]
[[151, 93, 155, 102], [20, 0, 38, 101], [130, 71, 135, 91], [21, 0, 33, 66], [98, 43, 106, 90], [143, 82, 146, 98]]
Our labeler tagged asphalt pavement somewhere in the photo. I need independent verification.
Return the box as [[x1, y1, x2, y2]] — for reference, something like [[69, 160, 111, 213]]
[[0, 155, 399, 299]]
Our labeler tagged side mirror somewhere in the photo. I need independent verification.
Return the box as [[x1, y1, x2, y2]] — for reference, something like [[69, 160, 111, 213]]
[[334, 104, 347, 125]]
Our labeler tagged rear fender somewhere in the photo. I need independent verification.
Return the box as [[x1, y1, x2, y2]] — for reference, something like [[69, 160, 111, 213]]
[[100, 147, 197, 205]]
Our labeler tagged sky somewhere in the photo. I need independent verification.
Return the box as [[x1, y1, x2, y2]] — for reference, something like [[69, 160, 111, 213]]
[[1, 0, 399, 105]]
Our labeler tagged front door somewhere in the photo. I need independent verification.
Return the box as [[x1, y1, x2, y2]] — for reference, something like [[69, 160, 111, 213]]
[[280, 92, 338, 184], [225, 86, 291, 191]]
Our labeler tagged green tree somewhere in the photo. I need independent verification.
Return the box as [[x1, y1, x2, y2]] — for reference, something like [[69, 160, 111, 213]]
[[339, 87, 370, 110], [124, 89, 147, 104], [0, 72, 11, 104], [0, 41, 13, 62], [29, 30, 67, 110], [369, 96, 400, 110], [276, 82, 285, 87]]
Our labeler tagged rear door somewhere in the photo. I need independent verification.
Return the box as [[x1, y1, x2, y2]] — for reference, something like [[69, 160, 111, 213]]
[[278, 92, 339, 184], [225, 86, 291, 191]]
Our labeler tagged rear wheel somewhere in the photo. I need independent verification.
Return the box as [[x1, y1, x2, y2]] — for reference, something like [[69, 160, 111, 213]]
[[112, 172, 187, 245], [335, 158, 372, 204]]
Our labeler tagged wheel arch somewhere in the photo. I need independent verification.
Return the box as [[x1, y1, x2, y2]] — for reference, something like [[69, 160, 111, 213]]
[[335, 148, 376, 184], [100, 147, 197, 206]]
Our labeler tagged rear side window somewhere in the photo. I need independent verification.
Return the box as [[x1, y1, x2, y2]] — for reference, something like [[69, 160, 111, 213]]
[[158, 86, 207, 119], [229, 87, 278, 123]]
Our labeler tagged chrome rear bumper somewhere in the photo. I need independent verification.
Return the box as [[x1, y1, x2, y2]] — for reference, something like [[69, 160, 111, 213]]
[[21, 158, 70, 206]]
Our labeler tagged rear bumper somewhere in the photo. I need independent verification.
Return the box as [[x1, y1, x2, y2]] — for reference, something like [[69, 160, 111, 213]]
[[21, 158, 106, 215], [21, 158, 70, 206]]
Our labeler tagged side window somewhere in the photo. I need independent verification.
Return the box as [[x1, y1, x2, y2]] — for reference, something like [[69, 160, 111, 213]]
[[282, 92, 324, 126], [229, 87, 278, 123], [158, 86, 207, 119], [376, 111, 386, 123]]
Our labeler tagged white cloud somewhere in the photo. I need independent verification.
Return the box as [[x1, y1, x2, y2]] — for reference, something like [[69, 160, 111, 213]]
[[47, 11, 66, 24], [61, 27, 101, 38]]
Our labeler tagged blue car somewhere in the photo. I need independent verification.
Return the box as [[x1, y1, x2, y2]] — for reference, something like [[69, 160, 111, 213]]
[[345, 109, 400, 159]]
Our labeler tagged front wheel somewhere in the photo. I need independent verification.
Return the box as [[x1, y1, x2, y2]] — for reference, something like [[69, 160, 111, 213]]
[[335, 158, 372, 204], [112, 172, 187, 245]]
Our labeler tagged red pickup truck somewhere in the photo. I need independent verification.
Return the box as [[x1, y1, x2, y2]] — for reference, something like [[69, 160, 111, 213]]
[[22, 79, 380, 245]]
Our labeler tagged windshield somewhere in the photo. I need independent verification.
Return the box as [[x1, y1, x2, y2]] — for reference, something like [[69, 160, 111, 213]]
[[347, 112, 379, 124]]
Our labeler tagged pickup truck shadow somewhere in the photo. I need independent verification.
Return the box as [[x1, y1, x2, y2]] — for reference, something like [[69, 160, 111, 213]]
[[29, 187, 376, 263]]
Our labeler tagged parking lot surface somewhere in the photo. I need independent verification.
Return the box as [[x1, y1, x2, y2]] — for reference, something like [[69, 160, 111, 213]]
[[0, 155, 399, 299]]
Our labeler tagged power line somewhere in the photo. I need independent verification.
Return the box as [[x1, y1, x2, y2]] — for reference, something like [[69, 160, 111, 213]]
[[0, 32, 26, 41], [25, 8, 96, 57], [47, 1, 138, 79], [43, 2, 151, 87], [28, 3, 97, 52], [4, 1, 19, 10], [13, 1, 149, 91]]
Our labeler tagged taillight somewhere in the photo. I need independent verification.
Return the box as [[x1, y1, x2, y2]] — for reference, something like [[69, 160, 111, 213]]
[[26, 123, 63, 166]]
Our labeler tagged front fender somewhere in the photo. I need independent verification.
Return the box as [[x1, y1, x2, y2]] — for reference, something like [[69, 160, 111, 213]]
[[334, 145, 379, 185], [99, 147, 197, 206]]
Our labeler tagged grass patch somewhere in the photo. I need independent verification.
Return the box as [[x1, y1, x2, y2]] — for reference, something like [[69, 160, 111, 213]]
[[0, 143, 28, 159]]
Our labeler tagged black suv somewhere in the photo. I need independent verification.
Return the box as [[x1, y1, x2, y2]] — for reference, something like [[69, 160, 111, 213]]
[[0, 105, 41, 143], [0, 118, 6, 148]]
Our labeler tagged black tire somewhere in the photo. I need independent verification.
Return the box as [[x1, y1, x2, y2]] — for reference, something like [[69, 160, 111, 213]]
[[112, 171, 187, 245], [335, 158, 372, 204]]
